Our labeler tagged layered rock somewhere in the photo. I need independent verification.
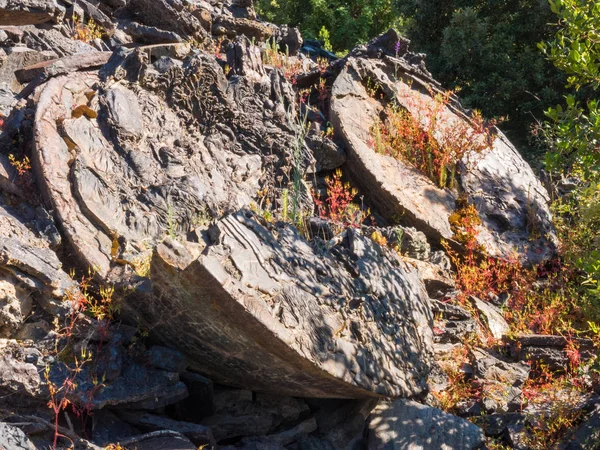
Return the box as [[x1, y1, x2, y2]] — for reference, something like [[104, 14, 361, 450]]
[[330, 37, 557, 265]]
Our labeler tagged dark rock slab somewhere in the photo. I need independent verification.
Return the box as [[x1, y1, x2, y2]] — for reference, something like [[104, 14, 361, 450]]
[[330, 47, 557, 265], [144, 345, 188, 372], [368, 399, 485, 449], [0, 0, 57, 25], [122, 213, 434, 398], [508, 334, 595, 372], [116, 411, 215, 447]]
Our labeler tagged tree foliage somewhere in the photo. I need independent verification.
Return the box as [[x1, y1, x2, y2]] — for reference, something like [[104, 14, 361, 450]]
[[255, 0, 401, 52]]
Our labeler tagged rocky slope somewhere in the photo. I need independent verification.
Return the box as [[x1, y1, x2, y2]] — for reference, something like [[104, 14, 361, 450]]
[[0, 1, 597, 449]]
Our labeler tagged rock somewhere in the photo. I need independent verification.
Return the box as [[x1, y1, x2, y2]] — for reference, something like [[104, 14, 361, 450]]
[[329, 45, 557, 265], [0, 47, 56, 93], [475, 412, 523, 437], [15, 51, 111, 84], [470, 296, 509, 340], [0, 153, 23, 197], [122, 214, 434, 398], [127, 0, 208, 42], [405, 258, 455, 299], [0, 0, 57, 26], [71, 0, 114, 31], [368, 399, 485, 449], [127, 434, 197, 450], [277, 25, 303, 56], [0, 422, 36, 450], [562, 408, 600, 449], [0, 203, 76, 315], [431, 300, 477, 344], [313, 399, 378, 449], [0, 271, 33, 337], [144, 345, 188, 372], [213, 15, 277, 41], [399, 226, 430, 260], [240, 417, 317, 447], [305, 129, 346, 172], [471, 348, 530, 413], [508, 334, 595, 372], [116, 411, 215, 448], [0, 354, 41, 397], [124, 22, 184, 44]]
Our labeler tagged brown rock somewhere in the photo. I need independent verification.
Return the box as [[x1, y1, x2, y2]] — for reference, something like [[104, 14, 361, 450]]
[[0, 0, 57, 26]]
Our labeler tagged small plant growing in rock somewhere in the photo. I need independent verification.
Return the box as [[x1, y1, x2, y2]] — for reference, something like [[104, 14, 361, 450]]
[[314, 168, 366, 229], [66, 16, 103, 43], [370, 89, 496, 189]]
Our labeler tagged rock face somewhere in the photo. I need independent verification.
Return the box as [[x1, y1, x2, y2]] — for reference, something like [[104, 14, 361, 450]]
[[330, 44, 557, 265], [368, 399, 485, 449], [123, 213, 434, 398], [0, 0, 57, 26]]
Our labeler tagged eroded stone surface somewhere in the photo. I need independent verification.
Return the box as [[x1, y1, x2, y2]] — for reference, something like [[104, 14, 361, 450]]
[[122, 212, 434, 398], [330, 54, 557, 265]]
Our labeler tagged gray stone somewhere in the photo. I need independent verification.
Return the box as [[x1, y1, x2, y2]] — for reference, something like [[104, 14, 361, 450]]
[[330, 52, 557, 265], [470, 296, 509, 340], [0, 0, 57, 25], [562, 408, 600, 449], [368, 400, 485, 449], [277, 25, 303, 56], [15, 51, 111, 84], [0, 270, 33, 337], [0, 355, 40, 397], [0, 422, 36, 450]]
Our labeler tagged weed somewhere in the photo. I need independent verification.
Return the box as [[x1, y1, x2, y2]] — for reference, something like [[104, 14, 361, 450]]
[[263, 37, 303, 80], [66, 16, 103, 43], [313, 168, 366, 229], [8, 154, 36, 197], [370, 89, 495, 189]]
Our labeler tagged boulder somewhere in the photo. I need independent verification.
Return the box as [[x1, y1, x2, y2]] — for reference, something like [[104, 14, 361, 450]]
[[330, 44, 557, 265], [0, 354, 41, 397], [470, 296, 510, 340], [368, 399, 485, 449], [122, 214, 434, 398], [0, 0, 57, 26]]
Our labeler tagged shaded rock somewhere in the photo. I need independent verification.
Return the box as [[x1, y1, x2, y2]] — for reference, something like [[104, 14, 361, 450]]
[[0, 422, 36, 450], [508, 334, 595, 372], [470, 296, 509, 340], [122, 213, 434, 398], [22, 27, 97, 58], [406, 258, 455, 299], [368, 399, 485, 449], [172, 371, 214, 420], [330, 45, 557, 265], [116, 410, 215, 447], [0, 0, 57, 25], [277, 25, 303, 56], [305, 129, 346, 172], [127, 0, 208, 42], [475, 412, 523, 437], [0, 47, 56, 94], [562, 408, 600, 450], [241, 417, 317, 447], [126, 434, 197, 450], [144, 345, 188, 372]]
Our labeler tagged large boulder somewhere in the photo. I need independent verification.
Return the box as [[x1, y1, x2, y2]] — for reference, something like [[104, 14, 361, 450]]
[[122, 213, 434, 398], [330, 42, 557, 265]]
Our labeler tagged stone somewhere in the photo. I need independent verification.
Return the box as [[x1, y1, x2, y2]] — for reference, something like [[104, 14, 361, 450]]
[[122, 214, 434, 398], [368, 399, 485, 449], [431, 300, 477, 344], [144, 345, 188, 372], [0, 271, 33, 337], [277, 25, 303, 56], [116, 411, 215, 448], [0, 153, 22, 196], [124, 22, 184, 44], [305, 130, 346, 172], [173, 371, 214, 420], [0, 422, 36, 450], [562, 408, 600, 449], [0, 0, 57, 26], [127, 435, 197, 450], [127, 0, 208, 42], [508, 334, 595, 372], [470, 296, 509, 340], [0, 355, 41, 397], [213, 15, 277, 41], [329, 48, 557, 265], [15, 51, 111, 84]]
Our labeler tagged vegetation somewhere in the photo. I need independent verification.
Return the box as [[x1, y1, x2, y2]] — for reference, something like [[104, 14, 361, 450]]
[[255, 0, 403, 53], [370, 89, 495, 188]]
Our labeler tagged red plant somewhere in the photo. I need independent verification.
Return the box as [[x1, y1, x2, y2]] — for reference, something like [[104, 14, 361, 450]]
[[314, 169, 364, 227], [370, 89, 495, 189]]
